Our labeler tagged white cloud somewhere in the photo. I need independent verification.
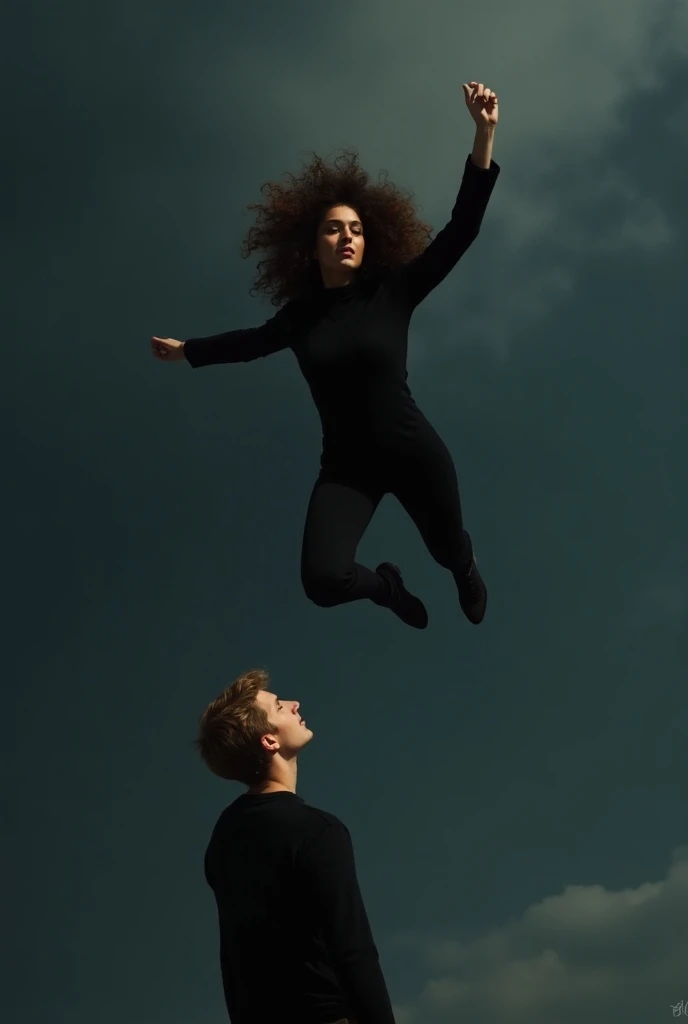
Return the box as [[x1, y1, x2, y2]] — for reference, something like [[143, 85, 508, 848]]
[[390, 848, 688, 1023]]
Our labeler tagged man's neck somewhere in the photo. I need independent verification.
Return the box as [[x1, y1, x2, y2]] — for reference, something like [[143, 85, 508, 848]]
[[247, 781, 295, 795], [247, 761, 298, 796]]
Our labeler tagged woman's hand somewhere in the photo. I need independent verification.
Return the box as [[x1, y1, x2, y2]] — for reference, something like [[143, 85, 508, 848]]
[[462, 82, 498, 128], [151, 336, 186, 362]]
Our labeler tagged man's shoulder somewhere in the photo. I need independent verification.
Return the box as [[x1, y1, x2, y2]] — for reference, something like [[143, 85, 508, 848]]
[[269, 795, 348, 843], [210, 793, 347, 839], [298, 800, 347, 833]]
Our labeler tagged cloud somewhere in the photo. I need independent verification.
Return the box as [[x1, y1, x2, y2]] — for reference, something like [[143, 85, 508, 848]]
[[184, 0, 687, 346], [390, 848, 688, 1023], [643, 583, 686, 624]]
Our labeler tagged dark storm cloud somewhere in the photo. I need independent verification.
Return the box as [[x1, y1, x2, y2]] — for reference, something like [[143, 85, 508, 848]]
[[4, 3, 687, 1022]]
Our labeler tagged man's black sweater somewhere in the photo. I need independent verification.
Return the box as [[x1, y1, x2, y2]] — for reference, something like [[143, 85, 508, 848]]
[[204, 791, 395, 1024]]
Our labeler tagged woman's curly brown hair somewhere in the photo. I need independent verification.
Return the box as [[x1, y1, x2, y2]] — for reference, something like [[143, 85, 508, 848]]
[[240, 148, 433, 307]]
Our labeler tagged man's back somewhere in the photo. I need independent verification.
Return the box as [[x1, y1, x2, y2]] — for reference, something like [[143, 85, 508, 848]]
[[205, 791, 395, 1024]]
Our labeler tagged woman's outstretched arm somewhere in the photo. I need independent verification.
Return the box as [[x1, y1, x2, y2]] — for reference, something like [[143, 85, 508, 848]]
[[151, 302, 294, 368], [395, 82, 500, 310]]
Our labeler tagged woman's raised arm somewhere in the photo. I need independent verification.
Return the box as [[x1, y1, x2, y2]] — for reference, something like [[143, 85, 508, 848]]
[[394, 83, 500, 310]]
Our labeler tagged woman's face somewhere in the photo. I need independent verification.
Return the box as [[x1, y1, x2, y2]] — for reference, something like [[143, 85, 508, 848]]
[[313, 204, 365, 285]]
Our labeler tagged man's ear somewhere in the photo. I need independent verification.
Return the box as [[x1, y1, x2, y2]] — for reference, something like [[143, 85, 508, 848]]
[[260, 733, 279, 755]]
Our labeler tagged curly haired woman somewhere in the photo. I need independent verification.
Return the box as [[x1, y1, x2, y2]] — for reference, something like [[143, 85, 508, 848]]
[[152, 82, 500, 630]]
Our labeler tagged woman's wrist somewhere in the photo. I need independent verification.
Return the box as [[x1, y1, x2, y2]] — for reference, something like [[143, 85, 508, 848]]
[[470, 125, 495, 169]]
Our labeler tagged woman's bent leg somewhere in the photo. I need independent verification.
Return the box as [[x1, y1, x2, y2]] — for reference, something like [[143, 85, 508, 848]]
[[300, 479, 386, 607], [391, 439, 487, 624]]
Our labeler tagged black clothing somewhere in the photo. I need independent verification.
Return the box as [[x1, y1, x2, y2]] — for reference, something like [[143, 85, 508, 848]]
[[204, 791, 395, 1024], [297, 438, 476, 610], [185, 156, 500, 615], [456, 550, 488, 623], [375, 561, 429, 629]]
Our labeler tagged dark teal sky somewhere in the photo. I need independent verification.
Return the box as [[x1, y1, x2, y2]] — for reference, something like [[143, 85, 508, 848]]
[[5, 2, 688, 1021]]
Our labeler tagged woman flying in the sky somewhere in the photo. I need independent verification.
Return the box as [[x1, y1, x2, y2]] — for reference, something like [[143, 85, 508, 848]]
[[152, 82, 500, 630]]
